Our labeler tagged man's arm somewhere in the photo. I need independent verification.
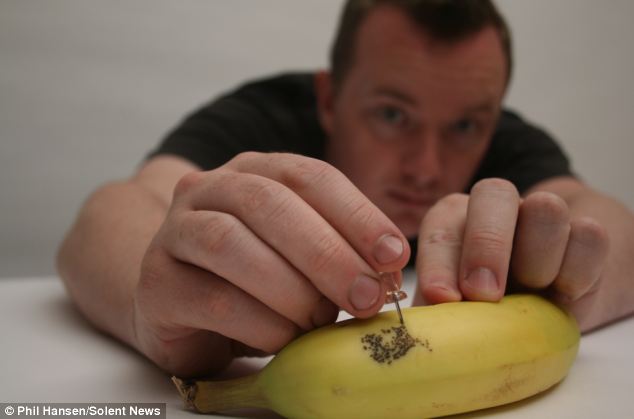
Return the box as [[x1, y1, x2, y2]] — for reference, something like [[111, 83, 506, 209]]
[[56, 155, 196, 348], [59, 155, 256, 375], [527, 176, 634, 331]]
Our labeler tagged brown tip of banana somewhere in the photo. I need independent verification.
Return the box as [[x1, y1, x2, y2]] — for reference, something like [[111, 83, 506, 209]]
[[171, 376, 197, 411]]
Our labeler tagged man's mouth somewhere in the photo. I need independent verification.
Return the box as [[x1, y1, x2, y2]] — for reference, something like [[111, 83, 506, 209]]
[[387, 189, 436, 208]]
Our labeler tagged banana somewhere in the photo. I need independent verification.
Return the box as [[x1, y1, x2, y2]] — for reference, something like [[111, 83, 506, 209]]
[[173, 294, 580, 418]]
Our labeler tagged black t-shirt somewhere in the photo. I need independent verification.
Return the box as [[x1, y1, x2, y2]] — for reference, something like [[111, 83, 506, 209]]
[[149, 72, 574, 263], [151, 72, 573, 195]]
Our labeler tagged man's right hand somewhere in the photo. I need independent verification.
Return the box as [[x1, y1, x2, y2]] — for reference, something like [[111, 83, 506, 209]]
[[133, 152, 409, 377]]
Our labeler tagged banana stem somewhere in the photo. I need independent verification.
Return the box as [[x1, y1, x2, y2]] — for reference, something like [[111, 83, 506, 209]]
[[172, 374, 269, 413]]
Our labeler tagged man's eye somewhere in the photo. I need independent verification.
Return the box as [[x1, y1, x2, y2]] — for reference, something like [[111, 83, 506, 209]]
[[378, 106, 406, 126], [452, 118, 477, 134]]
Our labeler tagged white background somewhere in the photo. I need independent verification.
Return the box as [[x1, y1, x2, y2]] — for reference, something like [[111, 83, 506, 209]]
[[1, 0, 633, 276]]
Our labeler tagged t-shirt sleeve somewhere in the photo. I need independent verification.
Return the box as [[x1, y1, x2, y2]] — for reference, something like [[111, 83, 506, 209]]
[[147, 73, 324, 170], [469, 110, 575, 194]]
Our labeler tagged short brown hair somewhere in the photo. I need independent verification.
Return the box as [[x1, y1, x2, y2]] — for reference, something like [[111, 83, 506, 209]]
[[330, 0, 512, 88]]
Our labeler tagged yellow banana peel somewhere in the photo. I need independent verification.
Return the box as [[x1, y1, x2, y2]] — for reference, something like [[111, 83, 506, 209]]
[[173, 294, 580, 418]]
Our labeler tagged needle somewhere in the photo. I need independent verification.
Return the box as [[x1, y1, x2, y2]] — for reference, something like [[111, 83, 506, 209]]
[[393, 294, 404, 326], [380, 272, 407, 326]]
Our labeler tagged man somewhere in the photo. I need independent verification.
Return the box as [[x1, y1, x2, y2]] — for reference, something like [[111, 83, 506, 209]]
[[57, 0, 634, 378]]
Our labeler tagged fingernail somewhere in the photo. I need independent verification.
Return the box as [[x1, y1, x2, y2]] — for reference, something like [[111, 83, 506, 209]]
[[374, 234, 404, 265], [349, 274, 381, 310], [465, 268, 498, 297], [421, 283, 462, 304]]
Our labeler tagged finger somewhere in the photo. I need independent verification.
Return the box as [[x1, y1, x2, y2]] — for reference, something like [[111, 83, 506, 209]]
[[175, 169, 387, 317], [459, 178, 520, 301], [163, 210, 339, 330], [226, 152, 411, 272], [137, 253, 300, 354], [552, 217, 608, 302], [511, 192, 570, 288], [416, 193, 468, 304]]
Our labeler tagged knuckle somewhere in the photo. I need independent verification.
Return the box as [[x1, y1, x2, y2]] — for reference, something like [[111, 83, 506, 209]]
[[282, 155, 337, 191], [230, 150, 262, 167], [570, 217, 609, 250], [554, 275, 592, 301], [296, 155, 333, 178], [197, 212, 239, 256], [523, 191, 569, 223], [344, 198, 377, 232], [173, 170, 205, 198], [471, 178, 519, 199], [422, 228, 462, 248], [239, 176, 288, 215], [468, 228, 508, 254], [307, 234, 346, 275]]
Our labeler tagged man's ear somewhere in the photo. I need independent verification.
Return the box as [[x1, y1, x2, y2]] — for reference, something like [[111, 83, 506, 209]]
[[314, 70, 335, 135]]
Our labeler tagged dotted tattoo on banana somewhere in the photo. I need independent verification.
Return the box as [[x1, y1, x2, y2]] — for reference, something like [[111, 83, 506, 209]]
[[361, 325, 432, 364]]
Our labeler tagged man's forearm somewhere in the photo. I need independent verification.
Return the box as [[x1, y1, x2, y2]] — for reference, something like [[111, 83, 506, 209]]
[[57, 180, 169, 347]]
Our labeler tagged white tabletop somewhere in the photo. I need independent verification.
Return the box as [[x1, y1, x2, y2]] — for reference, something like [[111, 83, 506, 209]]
[[1, 275, 633, 418]]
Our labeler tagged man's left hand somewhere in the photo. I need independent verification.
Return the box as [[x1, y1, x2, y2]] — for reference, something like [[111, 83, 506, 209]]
[[414, 178, 609, 324]]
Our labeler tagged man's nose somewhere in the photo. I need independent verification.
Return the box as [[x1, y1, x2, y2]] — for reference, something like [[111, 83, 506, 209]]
[[401, 136, 442, 187]]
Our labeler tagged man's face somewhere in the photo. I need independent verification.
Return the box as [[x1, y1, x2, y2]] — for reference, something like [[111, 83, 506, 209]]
[[318, 6, 507, 238]]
